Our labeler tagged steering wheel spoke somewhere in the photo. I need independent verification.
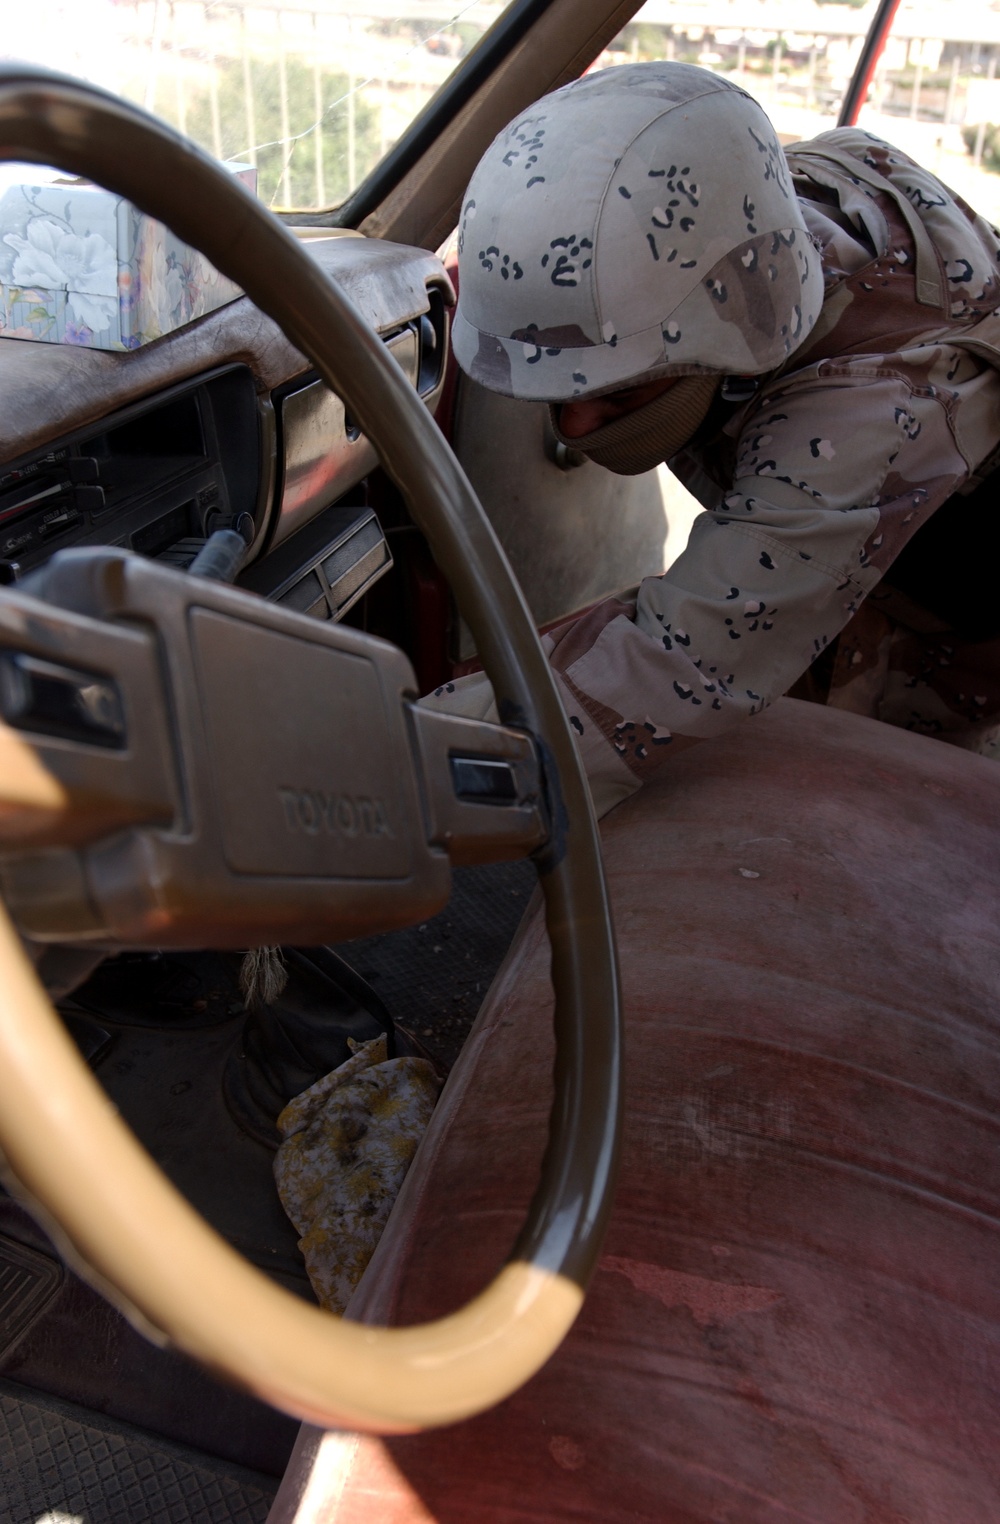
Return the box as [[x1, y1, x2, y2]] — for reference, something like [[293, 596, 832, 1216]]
[[0, 545, 549, 944]]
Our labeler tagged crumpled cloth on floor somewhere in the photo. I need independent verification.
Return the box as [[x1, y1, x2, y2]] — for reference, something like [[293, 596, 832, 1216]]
[[273, 1035, 442, 1312]]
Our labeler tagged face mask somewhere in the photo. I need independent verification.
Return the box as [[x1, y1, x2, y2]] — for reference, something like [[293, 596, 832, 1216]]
[[548, 376, 720, 476]]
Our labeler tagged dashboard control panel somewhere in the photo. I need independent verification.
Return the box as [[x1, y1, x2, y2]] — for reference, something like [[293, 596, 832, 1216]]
[[238, 501, 391, 623], [0, 275, 447, 625], [0, 365, 262, 585]]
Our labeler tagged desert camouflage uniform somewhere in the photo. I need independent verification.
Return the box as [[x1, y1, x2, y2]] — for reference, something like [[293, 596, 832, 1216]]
[[429, 68, 1000, 815]]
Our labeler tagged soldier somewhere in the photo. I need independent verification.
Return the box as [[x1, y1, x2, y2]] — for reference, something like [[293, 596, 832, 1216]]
[[424, 62, 1000, 816]]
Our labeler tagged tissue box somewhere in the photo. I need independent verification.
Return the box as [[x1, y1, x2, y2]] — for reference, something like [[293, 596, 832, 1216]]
[[0, 164, 256, 351]]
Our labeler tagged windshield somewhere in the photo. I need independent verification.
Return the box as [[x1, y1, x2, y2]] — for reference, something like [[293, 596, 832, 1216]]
[[4, 0, 512, 211], [603, 0, 1000, 225], [6, 0, 1000, 226]]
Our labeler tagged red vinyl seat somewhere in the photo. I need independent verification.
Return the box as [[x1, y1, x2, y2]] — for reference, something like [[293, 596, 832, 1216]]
[[271, 699, 1000, 1522]]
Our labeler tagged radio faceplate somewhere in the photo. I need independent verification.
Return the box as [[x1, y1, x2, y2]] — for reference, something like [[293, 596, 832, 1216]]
[[0, 365, 263, 585]]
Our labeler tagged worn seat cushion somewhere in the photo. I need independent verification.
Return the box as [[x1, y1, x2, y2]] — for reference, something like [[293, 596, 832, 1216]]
[[272, 699, 1000, 1523]]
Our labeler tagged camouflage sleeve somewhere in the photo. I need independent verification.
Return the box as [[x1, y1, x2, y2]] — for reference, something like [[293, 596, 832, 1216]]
[[424, 357, 997, 816]]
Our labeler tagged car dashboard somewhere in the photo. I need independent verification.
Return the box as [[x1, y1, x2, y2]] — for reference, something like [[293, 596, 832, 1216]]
[[0, 232, 452, 625]]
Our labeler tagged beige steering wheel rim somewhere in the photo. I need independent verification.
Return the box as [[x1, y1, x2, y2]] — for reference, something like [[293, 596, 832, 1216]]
[[0, 67, 622, 1432]]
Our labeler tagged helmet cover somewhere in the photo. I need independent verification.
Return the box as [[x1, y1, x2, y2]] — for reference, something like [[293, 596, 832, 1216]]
[[452, 63, 823, 402]]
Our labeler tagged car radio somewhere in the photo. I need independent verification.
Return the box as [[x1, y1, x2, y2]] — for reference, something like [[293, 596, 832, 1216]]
[[0, 364, 262, 586]]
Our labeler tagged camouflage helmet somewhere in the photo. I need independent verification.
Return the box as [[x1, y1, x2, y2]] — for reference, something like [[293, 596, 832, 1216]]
[[452, 62, 823, 403]]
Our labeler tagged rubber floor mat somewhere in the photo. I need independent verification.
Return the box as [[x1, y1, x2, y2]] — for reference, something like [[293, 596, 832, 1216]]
[[0, 1378, 277, 1523], [341, 858, 537, 1068], [0, 1238, 63, 1363]]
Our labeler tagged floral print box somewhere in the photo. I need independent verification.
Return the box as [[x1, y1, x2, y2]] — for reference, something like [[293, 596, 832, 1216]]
[[0, 165, 255, 350]]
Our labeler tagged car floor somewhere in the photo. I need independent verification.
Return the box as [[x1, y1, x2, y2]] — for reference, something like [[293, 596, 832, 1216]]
[[0, 858, 537, 1506], [342, 858, 536, 1070]]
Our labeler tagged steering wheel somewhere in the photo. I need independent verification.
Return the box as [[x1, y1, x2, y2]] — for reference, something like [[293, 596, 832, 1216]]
[[0, 67, 622, 1433]]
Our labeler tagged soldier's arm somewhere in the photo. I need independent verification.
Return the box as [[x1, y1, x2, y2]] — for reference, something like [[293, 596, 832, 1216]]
[[424, 360, 991, 815]]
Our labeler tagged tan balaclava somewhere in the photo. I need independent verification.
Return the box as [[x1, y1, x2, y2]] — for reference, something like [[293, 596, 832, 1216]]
[[547, 376, 720, 475], [451, 63, 822, 473]]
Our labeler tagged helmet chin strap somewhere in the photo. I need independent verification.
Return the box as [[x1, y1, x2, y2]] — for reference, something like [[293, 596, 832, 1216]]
[[549, 376, 721, 476], [720, 376, 760, 404]]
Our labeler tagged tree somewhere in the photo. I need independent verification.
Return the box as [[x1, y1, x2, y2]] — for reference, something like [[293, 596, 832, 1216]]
[[170, 57, 380, 209]]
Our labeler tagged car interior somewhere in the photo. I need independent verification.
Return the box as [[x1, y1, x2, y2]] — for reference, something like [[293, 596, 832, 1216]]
[[1, 1, 999, 1520]]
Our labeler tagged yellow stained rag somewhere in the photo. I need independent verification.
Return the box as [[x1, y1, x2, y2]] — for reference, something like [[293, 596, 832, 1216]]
[[274, 1036, 441, 1312]]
